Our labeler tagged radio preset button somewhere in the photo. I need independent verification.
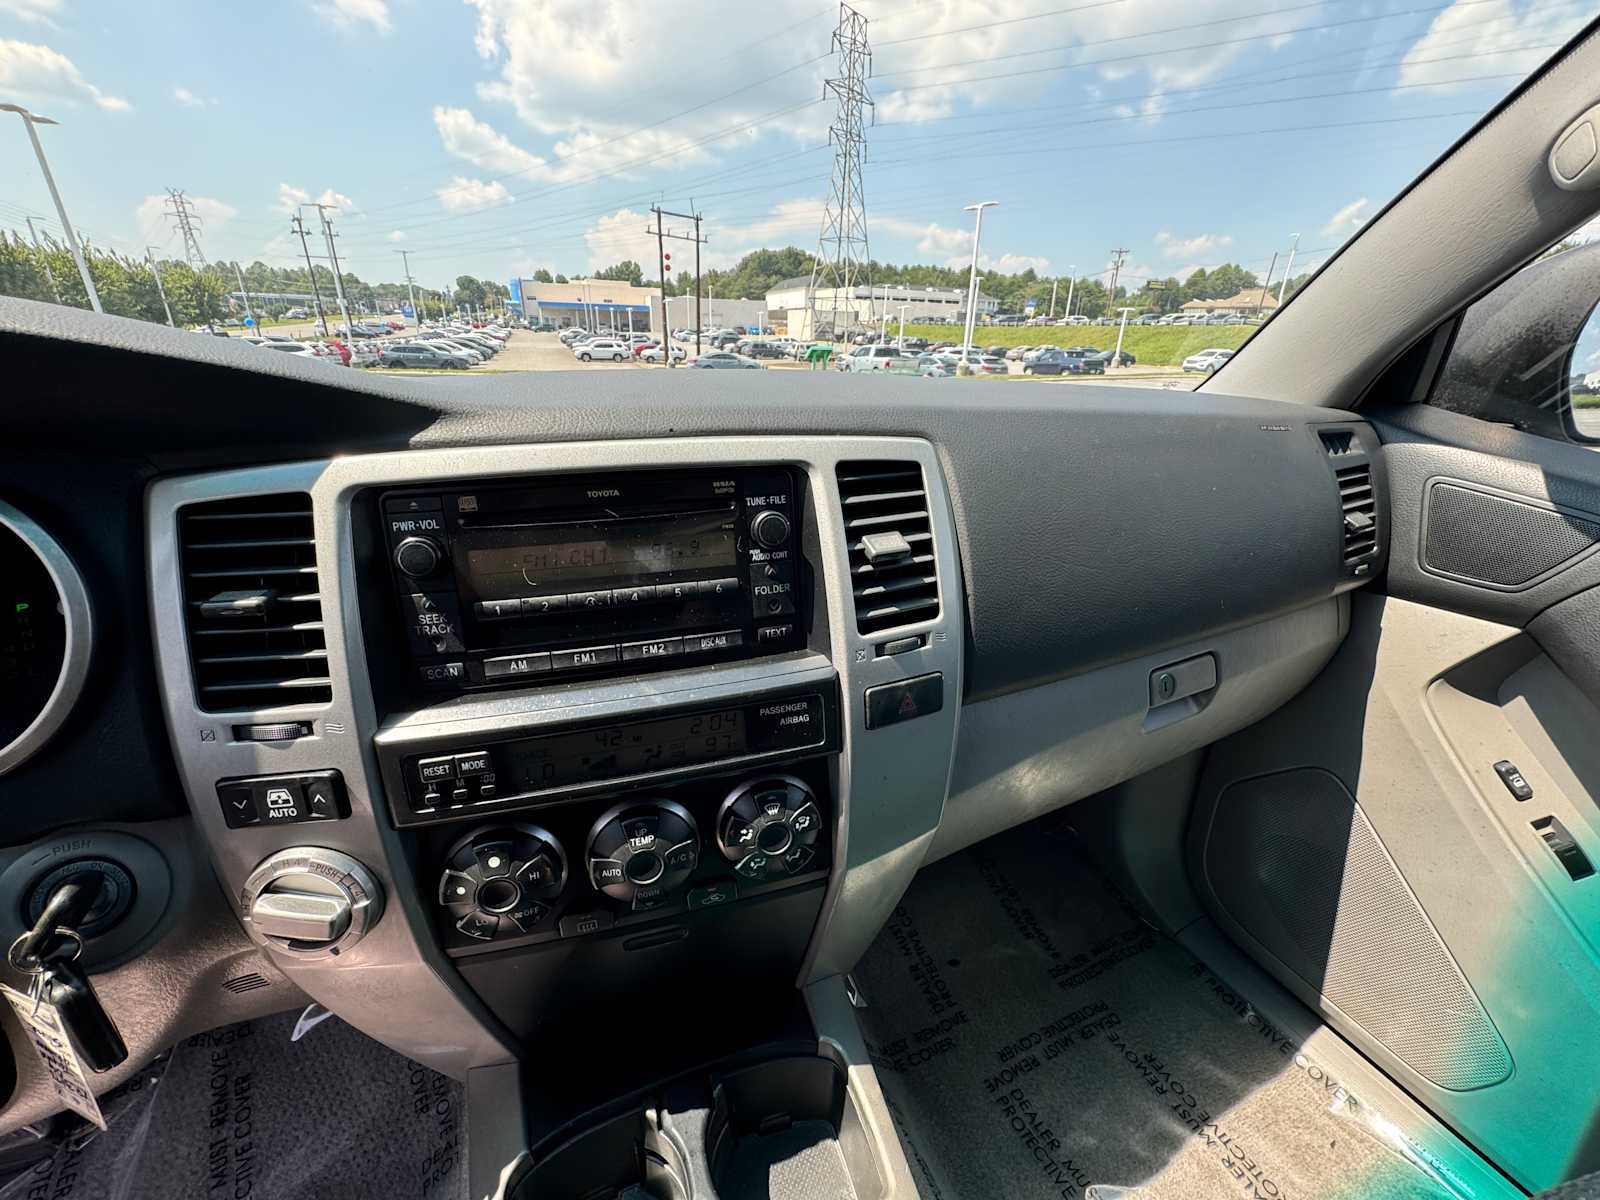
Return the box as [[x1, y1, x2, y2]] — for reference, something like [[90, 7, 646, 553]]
[[521, 594, 568, 616], [659, 581, 695, 602], [551, 645, 619, 671], [702, 577, 740, 598], [569, 589, 613, 611], [615, 585, 658, 606], [483, 652, 552, 679], [474, 599, 521, 621], [621, 637, 683, 662]]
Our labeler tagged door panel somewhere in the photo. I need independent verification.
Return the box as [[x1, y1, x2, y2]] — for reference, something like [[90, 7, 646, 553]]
[[1190, 405, 1600, 1192]]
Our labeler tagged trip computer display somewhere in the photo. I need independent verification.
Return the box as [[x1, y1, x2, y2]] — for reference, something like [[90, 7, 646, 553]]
[[504, 708, 746, 791]]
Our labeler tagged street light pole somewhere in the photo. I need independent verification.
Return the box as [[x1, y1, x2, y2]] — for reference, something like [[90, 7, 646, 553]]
[[1113, 307, 1135, 369], [3, 103, 101, 313], [1278, 233, 1300, 305], [961, 201, 997, 360], [1065, 267, 1077, 320], [147, 248, 175, 327], [897, 303, 910, 351]]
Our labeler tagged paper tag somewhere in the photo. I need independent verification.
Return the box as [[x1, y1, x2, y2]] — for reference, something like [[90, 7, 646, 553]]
[[0, 982, 107, 1130]]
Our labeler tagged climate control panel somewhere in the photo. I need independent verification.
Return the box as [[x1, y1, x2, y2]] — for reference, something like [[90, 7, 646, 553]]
[[423, 763, 831, 953]]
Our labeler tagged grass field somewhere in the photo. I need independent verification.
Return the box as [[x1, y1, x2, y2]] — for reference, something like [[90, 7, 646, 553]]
[[901, 323, 1256, 366]]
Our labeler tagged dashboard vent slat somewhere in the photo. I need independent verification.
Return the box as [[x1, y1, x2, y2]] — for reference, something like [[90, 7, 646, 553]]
[[178, 494, 331, 711], [836, 461, 941, 636], [1336, 464, 1379, 563]]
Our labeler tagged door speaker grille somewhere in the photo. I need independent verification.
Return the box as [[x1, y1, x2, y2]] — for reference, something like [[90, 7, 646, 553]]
[[1424, 482, 1600, 587], [1204, 768, 1511, 1092]]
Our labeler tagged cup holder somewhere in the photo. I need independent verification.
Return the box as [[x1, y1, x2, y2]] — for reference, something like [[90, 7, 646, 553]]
[[514, 1055, 883, 1200]]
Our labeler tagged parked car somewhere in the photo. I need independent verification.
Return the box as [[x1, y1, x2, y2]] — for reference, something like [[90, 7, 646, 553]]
[[282, 307, 309, 319], [639, 344, 687, 363], [688, 351, 762, 369], [1021, 349, 1076, 375], [1085, 349, 1136, 368], [841, 344, 909, 372], [916, 353, 954, 377], [735, 340, 788, 360], [574, 338, 630, 362], [1004, 346, 1033, 362], [1182, 348, 1235, 373], [379, 343, 470, 369]]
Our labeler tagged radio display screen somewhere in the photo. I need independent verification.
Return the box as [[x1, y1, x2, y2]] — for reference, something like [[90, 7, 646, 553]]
[[460, 508, 736, 597], [504, 708, 745, 790]]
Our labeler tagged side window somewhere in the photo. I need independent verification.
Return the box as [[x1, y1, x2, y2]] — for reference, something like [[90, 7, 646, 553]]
[[1427, 236, 1600, 445]]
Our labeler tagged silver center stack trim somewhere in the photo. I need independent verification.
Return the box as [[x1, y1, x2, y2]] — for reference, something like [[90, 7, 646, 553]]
[[147, 435, 963, 1077]]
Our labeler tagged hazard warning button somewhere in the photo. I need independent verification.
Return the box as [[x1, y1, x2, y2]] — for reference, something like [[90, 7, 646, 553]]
[[864, 672, 944, 731]]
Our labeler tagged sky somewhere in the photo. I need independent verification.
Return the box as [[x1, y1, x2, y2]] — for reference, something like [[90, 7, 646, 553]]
[[0, 0, 1594, 296]]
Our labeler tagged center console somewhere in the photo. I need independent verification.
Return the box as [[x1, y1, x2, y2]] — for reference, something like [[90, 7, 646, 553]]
[[148, 435, 963, 1198]]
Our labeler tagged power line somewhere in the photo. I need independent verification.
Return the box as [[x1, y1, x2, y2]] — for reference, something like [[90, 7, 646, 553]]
[[165, 188, 207, 269]]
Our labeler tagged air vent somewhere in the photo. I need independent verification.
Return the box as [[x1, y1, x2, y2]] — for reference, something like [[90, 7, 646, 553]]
[[222, 973, 271, 995], [178, 494, 331, 711], [1319, 429, 1354, 456], [1337, 464, 1378, 562], [836, 461, 940, 635]]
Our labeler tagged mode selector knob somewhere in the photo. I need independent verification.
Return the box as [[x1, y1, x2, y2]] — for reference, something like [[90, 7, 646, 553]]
[[749, 510, 791, 550], [717, 775, 824, 882], [394, 536, 443, 578]]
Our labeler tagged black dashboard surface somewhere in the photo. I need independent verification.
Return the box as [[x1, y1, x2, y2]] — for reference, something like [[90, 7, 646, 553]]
[[3, 299, 1358, 710]]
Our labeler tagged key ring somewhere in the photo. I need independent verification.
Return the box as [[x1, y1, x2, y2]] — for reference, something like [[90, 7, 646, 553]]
[[7, 928, 84, 975]]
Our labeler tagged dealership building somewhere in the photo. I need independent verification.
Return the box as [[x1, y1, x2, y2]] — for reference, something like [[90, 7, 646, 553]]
[[764, 277, 999, 337], [509, 277, 657, 331]]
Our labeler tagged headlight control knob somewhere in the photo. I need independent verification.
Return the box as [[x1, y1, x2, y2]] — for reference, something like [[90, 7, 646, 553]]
[[717, 775, 823, 881], [438, 824, 567, 941], [586, 799, 699, 912], [241, 847, 384, 958]]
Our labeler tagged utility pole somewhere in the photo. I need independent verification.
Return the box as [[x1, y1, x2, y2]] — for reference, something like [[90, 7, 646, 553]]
[[649, 206, 707, 359], [1278, 233, 1300, 305], [147, 248, 174, 326], [394, 248, 418, 328], [231, 262, 254, 332], [806, 3, 873, 342], [165, 188, 208, 269], [25, 217, 60, 304], [290, 213, 329, 336], [1258, 251, 1279, 317], [3, 105, 101, 313], [309, 203, 353, 340], [1106, 248, 1130, 316]]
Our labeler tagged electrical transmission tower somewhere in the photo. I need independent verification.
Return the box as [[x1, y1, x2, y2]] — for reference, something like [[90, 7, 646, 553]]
[[165, 189, 208, 269], [805, 3, 873, 341]]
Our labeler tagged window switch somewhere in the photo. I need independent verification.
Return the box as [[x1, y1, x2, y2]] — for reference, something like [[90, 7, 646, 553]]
[[1493, 760, 1534, 802], [1532, 815, 1594, 881]]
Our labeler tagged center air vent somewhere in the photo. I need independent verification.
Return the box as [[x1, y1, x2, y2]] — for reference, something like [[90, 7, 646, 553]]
[[836, 461, 940, 635], [1337, 464, 1379, 563], [177, 494, 331, 711]]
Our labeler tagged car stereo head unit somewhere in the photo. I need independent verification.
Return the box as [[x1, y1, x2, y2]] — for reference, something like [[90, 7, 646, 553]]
[[381, 467, 803, 690]]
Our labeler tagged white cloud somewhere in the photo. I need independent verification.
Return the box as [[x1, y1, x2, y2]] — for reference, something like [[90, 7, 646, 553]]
[[172, 85, 213, 108], [1154, 231, 1232, 259], [434, 105, 547, 175], [0, 0, 64, 25], [875, 90, 952, 125], [312, 0, 391, 33], [0, 39, 130, 111], [386, 229, 407, 242], [1321, 197, 1370, 239], [134, 192, 239, 245], [1398, 0, 1591, 91], [436, 176, 513, 211], [584, 208, 661, 275], [277, 183, 359, 215]]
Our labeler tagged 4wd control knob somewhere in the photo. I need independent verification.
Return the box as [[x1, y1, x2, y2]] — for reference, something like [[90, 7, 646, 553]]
[[717, 775, 823, 882], [438, 825, 567, 942], [241, 847, 384, 958], [394, 536, 443, 578], [586, 799, 699, 912], [749, 510, 791, 550]]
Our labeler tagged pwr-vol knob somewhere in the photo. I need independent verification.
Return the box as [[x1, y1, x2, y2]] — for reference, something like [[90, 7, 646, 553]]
[[586, 799, 699, 913], [394, 536, 442, 578]]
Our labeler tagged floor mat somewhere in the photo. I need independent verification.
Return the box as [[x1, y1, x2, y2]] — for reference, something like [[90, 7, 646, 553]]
[[0, 1009, 468, 1200], [852, 825, 1466, 1200]]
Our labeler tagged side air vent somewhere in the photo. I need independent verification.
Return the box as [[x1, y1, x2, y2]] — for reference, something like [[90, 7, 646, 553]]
[[1318, 429, 1354, 457], [178, 494, 331, 711], [836, 461, 940, 635], [221, 973, 271, 995], [1337, 464, 1378, 562]]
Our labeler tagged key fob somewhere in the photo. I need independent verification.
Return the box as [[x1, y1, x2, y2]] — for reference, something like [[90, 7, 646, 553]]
[[44, 959, 128, 1074]]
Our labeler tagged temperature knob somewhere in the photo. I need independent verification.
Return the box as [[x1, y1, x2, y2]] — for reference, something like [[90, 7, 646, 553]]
[[438, 825, 567, 941], [717, 775, 824, 882], [586, 800, 699, 912]]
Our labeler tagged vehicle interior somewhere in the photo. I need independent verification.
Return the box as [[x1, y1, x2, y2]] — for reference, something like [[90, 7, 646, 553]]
[[9, 17, 1600, 1200]]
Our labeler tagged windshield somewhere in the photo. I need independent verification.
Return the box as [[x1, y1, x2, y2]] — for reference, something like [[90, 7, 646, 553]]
[[1, 0, 1593, 387]]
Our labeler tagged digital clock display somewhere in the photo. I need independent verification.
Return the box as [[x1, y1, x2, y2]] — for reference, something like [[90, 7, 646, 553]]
[[504, 708, 746, 791]]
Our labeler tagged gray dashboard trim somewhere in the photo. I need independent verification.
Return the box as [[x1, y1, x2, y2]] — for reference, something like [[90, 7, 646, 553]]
[[147, 436, 962, 1076], [0, 499, 93, 776]]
